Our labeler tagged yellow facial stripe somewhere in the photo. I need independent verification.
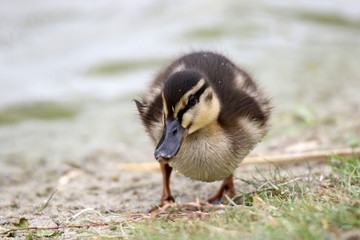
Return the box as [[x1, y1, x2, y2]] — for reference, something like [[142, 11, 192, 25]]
[[162, 93, 168, 118], [173, 79, 206, 117]]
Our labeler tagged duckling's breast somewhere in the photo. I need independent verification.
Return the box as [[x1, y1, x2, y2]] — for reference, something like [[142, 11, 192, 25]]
[[168, 123, 249, 182]]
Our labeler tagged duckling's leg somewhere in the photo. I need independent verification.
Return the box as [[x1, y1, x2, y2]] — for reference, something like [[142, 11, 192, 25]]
[[149, 163, 175, 212], [206, 175, 236, 204]]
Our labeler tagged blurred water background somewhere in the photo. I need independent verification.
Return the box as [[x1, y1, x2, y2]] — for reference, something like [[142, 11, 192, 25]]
[[1, 0, 360, 166]]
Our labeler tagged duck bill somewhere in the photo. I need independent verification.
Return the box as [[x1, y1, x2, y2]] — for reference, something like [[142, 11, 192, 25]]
[[154, 117, 188, 164]]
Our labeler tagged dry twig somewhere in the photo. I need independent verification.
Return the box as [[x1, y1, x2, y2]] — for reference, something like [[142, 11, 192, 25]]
[[118, 148, 360, 171]]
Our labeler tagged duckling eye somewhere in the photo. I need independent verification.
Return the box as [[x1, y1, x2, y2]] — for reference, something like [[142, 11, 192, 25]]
[[188, 95, 196, 106]]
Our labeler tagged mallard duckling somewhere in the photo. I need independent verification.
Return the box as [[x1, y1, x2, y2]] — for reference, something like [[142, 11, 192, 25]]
[[135, 51, 271, 211]]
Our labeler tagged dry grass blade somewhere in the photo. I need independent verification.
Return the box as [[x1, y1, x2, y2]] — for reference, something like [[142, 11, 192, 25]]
[[117, 148, 360, 171], [39, 189, 58, 211]]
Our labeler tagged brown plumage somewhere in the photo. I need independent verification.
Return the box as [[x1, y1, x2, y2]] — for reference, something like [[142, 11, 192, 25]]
[[135, 51, 271, 211]]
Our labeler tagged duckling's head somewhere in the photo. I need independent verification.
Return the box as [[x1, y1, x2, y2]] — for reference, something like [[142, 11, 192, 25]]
[[155, 70, 220, 164]]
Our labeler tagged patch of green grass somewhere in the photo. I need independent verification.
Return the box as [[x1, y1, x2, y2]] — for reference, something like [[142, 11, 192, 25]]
[[0, 101, 78, 125], [127, 155, 360, 240], [87, 58, 165, 76]]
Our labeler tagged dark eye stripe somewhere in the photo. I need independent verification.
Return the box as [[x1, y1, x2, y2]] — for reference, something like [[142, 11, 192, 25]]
[[193, 84, 208, 102], [177, 84, 208, 122]]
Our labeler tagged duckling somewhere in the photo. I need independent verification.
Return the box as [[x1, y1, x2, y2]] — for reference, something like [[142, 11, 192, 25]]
[[135, 51, 271, 211]]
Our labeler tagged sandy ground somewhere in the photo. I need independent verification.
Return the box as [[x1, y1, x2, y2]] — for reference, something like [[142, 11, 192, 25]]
[[0, 147, 333, 237]]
